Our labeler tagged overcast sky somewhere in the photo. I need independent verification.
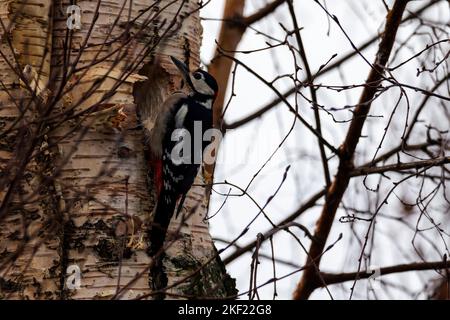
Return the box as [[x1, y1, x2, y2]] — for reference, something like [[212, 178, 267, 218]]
[[199, 0, 449, 299]]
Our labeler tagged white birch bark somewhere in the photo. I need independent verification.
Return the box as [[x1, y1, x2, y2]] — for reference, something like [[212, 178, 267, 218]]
[[0, 0, 235, 300]]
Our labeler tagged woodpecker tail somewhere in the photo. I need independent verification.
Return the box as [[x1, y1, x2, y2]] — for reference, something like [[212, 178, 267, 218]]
[[149, 189, 177, 257]]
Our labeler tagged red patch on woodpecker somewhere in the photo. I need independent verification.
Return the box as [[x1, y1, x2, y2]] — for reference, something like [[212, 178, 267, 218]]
[[152, 158, 163, 197]]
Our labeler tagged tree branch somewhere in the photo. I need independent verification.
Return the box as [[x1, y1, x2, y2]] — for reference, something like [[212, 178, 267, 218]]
[[351, 156, 450, 177], [223, 188, 326, 265], [208, 0, 288, 128], [224, 0, 440, 130], [243, 0, 286, 25], [293, 0, 410, 300], [321, 260, 449, 286], [287, 0, 331, 187]]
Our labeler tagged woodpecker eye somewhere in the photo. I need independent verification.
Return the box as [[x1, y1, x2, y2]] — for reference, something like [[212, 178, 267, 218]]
[[193, 72, 202, 80]]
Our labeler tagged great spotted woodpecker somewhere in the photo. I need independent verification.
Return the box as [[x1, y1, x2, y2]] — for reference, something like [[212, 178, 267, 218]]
[[146, 56, 218, 259]]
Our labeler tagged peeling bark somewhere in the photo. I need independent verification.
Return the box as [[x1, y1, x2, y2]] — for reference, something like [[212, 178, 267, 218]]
[[0, 0, 235, 300], [0, 0, 58, 300]]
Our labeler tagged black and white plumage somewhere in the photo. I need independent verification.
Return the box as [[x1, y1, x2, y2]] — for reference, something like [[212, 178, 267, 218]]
[[147, 56, 218, 259]]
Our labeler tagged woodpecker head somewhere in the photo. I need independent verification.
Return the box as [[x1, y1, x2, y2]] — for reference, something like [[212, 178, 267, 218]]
[[170, 56, 218, 100]]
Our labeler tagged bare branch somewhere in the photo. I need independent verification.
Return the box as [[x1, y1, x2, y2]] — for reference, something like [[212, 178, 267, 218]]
[[293, 0, 410, 300]]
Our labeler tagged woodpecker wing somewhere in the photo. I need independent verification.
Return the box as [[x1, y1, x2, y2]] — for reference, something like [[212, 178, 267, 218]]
[[144, 92, 187, 158]]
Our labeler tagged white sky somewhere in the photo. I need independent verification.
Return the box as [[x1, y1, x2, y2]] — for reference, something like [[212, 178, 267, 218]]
[[199, 0, 450, 299]]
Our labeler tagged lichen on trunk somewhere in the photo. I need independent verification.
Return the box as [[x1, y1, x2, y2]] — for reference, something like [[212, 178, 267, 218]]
[[0, 0, 235, 300]]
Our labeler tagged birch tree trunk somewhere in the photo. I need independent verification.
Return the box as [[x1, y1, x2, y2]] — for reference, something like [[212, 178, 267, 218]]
[[0, 0, 235, 300]]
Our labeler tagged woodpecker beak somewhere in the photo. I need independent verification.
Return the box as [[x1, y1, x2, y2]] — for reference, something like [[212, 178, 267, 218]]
[[170, 56, 190, 81]]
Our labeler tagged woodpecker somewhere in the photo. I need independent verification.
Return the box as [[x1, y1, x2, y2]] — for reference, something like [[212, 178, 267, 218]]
[[146, 56, 218, 259]]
